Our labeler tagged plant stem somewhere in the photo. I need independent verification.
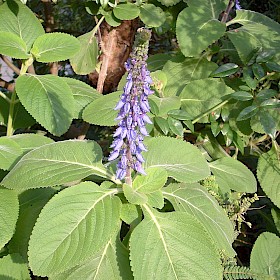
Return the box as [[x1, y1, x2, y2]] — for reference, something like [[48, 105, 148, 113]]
[[0, 55, 21, 75], [125, 144, 133, 186], [192, 99, 229, 125], [6, 90, 17, 136], [0, 91, 11, 103], [221, 0, 235, 23]]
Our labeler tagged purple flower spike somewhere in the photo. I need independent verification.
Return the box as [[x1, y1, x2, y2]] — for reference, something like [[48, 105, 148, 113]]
[[108, 28, 153, 180], [235, 0, 242, 10]]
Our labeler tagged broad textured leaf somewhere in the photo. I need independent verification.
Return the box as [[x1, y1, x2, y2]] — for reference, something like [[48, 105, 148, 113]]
[[257, 148, 280, 208], [147, 53, 173, 71], [120, 204, 141, 225], [228, 29, 261, 64], [70, 31, 99, 75], [149, 95, 180, 117], [0, 137, 22, 170], [140, 4, 166, 27], [167, 116, 184, 136], [0, 0, 45, 50], [167, 109, 192, 120], [176, 6, 226, 57], [52, 237, 133, 280], [62, 77, 101, 119], [10, 134, 54, 155], [0, 253, 30, 280], [156, 0, 181, 6], [250, 232, 280, 279], [144, 137, 210, 183], [230, 91, 253, 101], [209, 157, 257, 193], [187, 0, 227, 18], [133, 167, 168, 193], [83, 91, 121, 126], [113, 3, 140, 20], [0, 31, 30, 59], [180, 78, 233, 121], [154, 117, 169, 135], [162, 58, 217, 96], [163, 183, 235, 257], [28, 182, 122, 276], [15, 74, 74, 136], [237, 105, 259, 121], [2, 140, 113, 190], [105, 11, 122, 27], [0, 188, 19, 249], [8, 188, 56, 261], [130, 207, 222, 280], [259, 110, 277, 138], [146, 190, 164, 209], [31, 33, 80, 63], [271, 209, 280, 234], [123, 183, 148, 205]]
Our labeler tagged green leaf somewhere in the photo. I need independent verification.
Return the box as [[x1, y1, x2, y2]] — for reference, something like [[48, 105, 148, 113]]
[[271, 208, 280, 234], [156, 0, 181, 7], [8, 188, 56, 261], [230, 91, 253, 101], [260, 99, 280, 109], [146, 190, 164, 209], [15, 74, 74, 136], [227, 29, 261, 64], [140, 4, 166, 28], [209, 157, 257, 193], [113, 3, 140, 20], [0, 253, 31, 280], [31, 33, 80, 63], [2, 140, 112, 190], [149, 96, 181, 117], [0, 31, 30, 59], [237, 105, 259, 121], [167, 109, 192, 120], [130, 206, 223, 280], [147, 53, 172, 72], [257, 148, 280, 208], [0, 188, 19, 249], [70, 30, 99, 75], [154, 117, 169, 135], [162, 58, 217, 97], [250, 232, 280, 279], [256, 50, 276, 63], [61, 77, 101, 119], [133, 167, 168, 193], [123, 183, 148, 205], [28, 182, 122, 276], [83, 91, 120, 126], [187, 0, 227, 18], [0, 0, 45, 50], [252, 63, 265, 79], [176, 6, 226, 57], [52, 237, 133, 280], [10, 134, 54, 155], [0, 137, 23, 171], [266, 61, 280, 72], [210, 63, 239, 77], [180, 78, 233, 121], [167, 116, 184, 137], [259, 110, 277, 138], [104, 11, 122, 27], [163, 183, 236, 257], [144, 137, 210, 183], [120, 204, 142, 225]]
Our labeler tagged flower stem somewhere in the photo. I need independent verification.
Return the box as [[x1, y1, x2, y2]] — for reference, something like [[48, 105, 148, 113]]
[[125, 144, 133, 186], [6, 90, 17, 136]]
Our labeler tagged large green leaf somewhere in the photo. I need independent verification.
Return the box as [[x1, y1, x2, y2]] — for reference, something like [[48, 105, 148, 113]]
[[176, 6, 226, 57], [0, 253, 31, 280], [180, 78, 233, 121], [250, 232, 280, 279], [83, 91, 120, 126], [0, 137, 22, 171], [31, 33, 80, 63], [209, 157, 257, 193], [163, 183, 235, 257], [139, 4, 166, 28], [61, 78, 101, 119], [0, 188, 19, 249], [28, 182, 122, 276], [149, 95, 181, 117], [52, 237, 133, 280], [0, 0, 45, 50], [8, 188, 55, 261], [0, 31, 30, 59], [113, 3, 140, 20], [130, 206, 222, 280], [70, 30, 99, 75], [162, 58, 217, 96], [188, 0, 227, 18], [15, 74, 74, 136], [257, 148, 280, 208], [144, 137, 210, 183], [2, 140, 113, 190]]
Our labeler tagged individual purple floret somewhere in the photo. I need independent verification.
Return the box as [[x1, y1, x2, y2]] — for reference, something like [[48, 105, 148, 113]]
[[235, 0, 242, 10], [108, 28, 153, 180]]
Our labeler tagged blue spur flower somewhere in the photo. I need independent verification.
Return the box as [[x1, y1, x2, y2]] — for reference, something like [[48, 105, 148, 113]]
[[235, 0, 242, 10], [108, 28, 153, 180]]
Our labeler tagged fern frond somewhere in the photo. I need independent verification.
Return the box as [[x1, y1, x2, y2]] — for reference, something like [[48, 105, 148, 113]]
[[223, 265, 275, 280]]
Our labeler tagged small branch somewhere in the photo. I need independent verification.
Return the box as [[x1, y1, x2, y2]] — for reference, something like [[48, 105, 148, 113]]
[[0, 91, 11, 103], [0, 55, 20, 75], [221, 0, 235, 23]]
